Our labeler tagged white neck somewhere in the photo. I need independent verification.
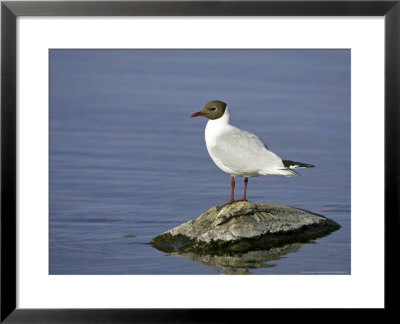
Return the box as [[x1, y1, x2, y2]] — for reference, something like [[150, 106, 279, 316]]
[[205, 107, 231, 147], [207, 106, 231, 127]]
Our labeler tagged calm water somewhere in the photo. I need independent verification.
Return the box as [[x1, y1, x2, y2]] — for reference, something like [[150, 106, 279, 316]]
[[49, 49, 350, 274]]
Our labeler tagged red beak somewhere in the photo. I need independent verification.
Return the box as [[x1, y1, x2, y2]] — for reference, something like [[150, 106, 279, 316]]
[[190, 111, 205, 118]]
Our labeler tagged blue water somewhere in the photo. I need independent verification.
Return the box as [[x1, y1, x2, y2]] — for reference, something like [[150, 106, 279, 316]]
[[49, 49, 350, 274]]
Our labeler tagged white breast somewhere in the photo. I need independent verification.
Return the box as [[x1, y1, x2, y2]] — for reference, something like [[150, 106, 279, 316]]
[[204, 107, 236, 174]]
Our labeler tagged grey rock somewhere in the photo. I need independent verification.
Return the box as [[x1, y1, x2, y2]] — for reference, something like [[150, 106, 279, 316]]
[[151, 201, 340, 254]]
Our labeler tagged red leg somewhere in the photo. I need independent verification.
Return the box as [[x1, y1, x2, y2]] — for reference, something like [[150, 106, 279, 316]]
[[238, 177, 248, 202], [230, 176, 235, 202], [221, 176, 235, 207]]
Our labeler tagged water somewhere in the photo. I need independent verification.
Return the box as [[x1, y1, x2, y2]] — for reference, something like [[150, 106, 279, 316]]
[[49, 49, 350, 274]]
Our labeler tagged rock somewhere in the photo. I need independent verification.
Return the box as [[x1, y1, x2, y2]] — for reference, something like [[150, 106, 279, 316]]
[[151, 201, 340, 254]]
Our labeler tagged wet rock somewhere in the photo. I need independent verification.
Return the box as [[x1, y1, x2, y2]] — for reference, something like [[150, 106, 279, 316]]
[[151, 201, 340, 254]]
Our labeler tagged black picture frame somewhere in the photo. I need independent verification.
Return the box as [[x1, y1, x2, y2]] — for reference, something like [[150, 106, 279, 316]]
[[1, 0, 398, 322]]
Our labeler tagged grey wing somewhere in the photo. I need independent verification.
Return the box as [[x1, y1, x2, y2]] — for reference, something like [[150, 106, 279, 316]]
[[210, 129, 282, 175]]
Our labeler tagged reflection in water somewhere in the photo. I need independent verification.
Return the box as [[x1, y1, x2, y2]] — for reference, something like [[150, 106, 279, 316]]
[[169, 243, 304, 274]]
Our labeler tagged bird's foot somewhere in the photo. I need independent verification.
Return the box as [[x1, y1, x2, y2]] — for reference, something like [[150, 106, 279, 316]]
[[219, 199, 236, 208], [236, 198, 247, 202]]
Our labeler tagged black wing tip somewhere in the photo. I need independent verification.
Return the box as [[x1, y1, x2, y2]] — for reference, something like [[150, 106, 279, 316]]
[[283, 160, 315, 168]]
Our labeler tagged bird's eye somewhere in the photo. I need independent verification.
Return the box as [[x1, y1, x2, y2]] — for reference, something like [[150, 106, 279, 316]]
[[209, 107, 217, 111]]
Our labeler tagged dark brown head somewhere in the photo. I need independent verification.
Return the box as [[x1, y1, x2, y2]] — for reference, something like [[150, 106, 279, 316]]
[[190, 100, 227, 120]]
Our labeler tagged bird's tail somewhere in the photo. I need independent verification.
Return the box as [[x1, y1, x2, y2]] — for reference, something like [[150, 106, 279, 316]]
[[282, 160, 315, 169], [278, 160, 315, 176]]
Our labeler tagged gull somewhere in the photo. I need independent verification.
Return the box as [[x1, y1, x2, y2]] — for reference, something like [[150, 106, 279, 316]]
[[191, 100, 314, 206]]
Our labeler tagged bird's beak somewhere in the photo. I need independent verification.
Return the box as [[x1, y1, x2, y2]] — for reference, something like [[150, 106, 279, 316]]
[[190, 111, 205, 118]]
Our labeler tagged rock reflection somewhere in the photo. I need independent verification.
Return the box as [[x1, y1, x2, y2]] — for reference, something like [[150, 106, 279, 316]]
[[170, 243, 304, 274]]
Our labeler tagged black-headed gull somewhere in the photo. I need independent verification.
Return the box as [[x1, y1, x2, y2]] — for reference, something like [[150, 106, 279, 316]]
[[191, 100, 314, 206]]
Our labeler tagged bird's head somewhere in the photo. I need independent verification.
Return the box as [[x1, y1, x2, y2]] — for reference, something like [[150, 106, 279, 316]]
[[191, 100, 227, 120]]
